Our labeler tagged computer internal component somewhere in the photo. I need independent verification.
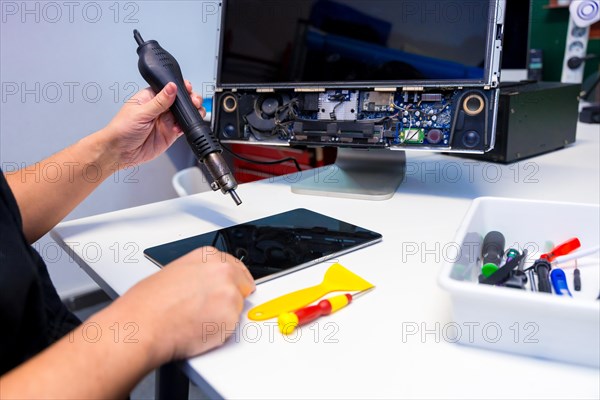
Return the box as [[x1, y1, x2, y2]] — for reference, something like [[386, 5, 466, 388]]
[[399, 127, 425, 144], [361, 92, 394, 112], [214, 87, 496, 152], [318, 90, 359, 120]]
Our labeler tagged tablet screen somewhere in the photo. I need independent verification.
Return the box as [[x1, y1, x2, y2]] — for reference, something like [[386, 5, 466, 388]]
[[144, 208, 382, 283]]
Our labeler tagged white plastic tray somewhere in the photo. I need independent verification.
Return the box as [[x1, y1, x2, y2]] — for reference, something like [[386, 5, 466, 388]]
[[439, 197, 600, 367]]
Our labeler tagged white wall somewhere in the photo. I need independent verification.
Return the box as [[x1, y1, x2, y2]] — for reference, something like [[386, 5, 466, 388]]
[[1, 0, 221, 297]]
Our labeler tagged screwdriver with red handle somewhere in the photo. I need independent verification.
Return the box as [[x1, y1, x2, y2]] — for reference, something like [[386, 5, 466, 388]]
[[540, 238, 581, 262], [277, 288, 374, 335], [534, 238, 581, 293]]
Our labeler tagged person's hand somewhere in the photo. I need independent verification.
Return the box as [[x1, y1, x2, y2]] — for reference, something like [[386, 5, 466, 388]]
[[118, 247, 255, 364], [101, 81, 205, 167]]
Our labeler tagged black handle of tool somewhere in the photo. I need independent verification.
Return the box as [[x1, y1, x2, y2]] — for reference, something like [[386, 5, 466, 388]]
[[482, 231, 505, 266], [133, 30, 220, 161], [574, 269, 581, 291], [533, 259, 552, 293]]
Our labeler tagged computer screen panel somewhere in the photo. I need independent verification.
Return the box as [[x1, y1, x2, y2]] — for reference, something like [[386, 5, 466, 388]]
[[217, 0, 503, 88]]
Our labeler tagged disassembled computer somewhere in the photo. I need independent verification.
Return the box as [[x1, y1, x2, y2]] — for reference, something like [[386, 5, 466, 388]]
[[212, 0, 506, 154]]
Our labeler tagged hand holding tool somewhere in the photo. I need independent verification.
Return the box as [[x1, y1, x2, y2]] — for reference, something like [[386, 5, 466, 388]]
[[133, 30, 241, 205], [278, 288, 374, 335]]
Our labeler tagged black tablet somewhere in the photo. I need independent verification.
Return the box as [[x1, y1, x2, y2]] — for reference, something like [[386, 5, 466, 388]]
[[144, 208, 382, 283]]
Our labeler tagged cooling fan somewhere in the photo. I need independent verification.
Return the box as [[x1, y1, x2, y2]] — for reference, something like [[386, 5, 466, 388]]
[[244, 94, 293, 137]]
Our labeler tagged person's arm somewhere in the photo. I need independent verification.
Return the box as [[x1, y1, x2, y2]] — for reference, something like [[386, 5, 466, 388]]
[[5, 81, 204, 244], [0, 247, 255, 399]]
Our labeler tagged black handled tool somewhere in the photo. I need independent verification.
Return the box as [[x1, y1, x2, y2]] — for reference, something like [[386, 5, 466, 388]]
[[482, 231, 505, 266], [133, 30, 241, 205], [532, 259, 552, 293], [478, 231, 506, 281]]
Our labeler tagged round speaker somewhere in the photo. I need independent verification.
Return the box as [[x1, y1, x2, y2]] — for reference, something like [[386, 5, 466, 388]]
[[461, 130, 481, 149], [222, 123, 237, 138], [222, 95, 238, 113], [463, 94, 485, 116]]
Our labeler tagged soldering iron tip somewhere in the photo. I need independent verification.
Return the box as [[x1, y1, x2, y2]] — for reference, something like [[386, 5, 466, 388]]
[[229, 189, 242, 206]]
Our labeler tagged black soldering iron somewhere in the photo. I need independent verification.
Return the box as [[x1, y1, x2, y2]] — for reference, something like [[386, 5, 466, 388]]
[[133, 30, 241, 205]]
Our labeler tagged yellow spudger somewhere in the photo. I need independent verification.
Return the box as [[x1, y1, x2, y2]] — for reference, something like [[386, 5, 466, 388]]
[[248, 263, 374, 321]]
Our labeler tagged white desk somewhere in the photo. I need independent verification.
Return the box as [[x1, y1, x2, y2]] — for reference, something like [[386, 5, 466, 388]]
[[52, 123, 600, 399]]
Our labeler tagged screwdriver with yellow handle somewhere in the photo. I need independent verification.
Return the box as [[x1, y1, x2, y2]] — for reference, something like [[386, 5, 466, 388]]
[[277, 288, 374, 335]]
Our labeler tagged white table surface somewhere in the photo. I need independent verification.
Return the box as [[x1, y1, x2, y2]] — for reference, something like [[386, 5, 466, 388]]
[[52, 123, 600, 399]]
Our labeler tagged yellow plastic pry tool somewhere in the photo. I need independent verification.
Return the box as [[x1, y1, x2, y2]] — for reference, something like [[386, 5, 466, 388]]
[[247, 263, 374, 321]]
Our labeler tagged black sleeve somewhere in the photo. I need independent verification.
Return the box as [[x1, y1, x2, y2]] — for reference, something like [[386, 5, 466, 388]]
[[0, 171, 80, 375]]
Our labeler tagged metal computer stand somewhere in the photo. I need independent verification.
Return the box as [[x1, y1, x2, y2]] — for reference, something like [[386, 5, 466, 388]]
[[291, 148, 406, 200]]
